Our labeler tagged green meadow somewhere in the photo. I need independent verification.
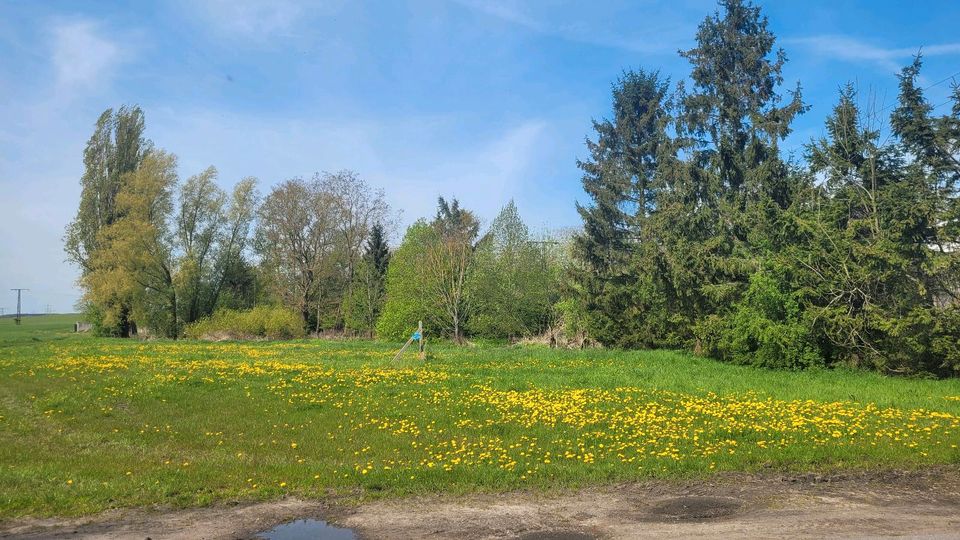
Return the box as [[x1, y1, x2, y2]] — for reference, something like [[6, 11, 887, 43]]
[[1, 314, 958, 519]]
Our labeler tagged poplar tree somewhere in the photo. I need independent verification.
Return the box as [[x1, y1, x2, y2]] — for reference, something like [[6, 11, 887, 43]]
[[65, 105, 152, 336]]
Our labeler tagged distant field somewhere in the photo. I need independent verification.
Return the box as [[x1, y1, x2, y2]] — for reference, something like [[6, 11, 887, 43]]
[[1, 317, 959, 519], [0, 313, 80, 341]]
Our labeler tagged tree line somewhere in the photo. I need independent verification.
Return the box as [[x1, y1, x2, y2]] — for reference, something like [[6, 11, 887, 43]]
[[65, 0, 959, 376], [573, 0, 960, 375], [64, 110, 569, 343]]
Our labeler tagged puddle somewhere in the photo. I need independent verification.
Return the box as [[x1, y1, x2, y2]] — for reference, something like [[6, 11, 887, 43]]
[[648, 496, 741, 521], [517, 532, 597, 540], [256, 518, 357, 540]]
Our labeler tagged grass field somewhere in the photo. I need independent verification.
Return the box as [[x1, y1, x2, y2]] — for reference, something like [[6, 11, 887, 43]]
[[1, 314, 959, 519]]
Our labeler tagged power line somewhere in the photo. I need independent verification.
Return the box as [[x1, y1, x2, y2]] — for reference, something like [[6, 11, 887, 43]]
[[873, 68, 960, 115], [926, 70, 960, 92], [10, 289, 28, 325]]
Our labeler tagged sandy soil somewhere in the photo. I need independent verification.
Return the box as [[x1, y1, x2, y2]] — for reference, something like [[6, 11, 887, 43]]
[[3, 468, 960, 539]]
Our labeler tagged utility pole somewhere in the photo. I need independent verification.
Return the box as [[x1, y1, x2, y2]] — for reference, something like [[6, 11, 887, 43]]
[[45, 304, 52, 315], [10, 289, 28, 325]]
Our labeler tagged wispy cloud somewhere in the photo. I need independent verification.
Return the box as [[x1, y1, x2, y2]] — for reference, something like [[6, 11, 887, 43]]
[[0, 17, 133, 311], [452, 0, 693, 54], [146, 106, 551, 231], [201, 0, 301, 38], [49, 19, 125, 93], [399, 120, 548, 226], [184, 0, 346, 42], [787, 34, 960, 73]]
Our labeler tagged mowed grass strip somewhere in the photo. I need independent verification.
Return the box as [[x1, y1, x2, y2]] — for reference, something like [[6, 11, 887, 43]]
[[1, 315, 959, 518]]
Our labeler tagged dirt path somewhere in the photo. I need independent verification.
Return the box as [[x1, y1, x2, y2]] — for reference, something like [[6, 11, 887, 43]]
[[4, 468, 960, 539]]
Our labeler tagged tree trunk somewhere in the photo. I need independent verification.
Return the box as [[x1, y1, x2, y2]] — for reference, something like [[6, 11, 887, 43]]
[[119, 304, 132, 338], [453, 317, 464, 345], [170, 291, 179, 339]]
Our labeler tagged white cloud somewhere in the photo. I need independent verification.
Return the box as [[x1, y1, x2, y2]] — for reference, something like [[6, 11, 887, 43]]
[[452, 0, 694, 54], [184, 0, 346, 42], [787, 35, 960, 73], [145, 107, 550, 233], [50, 19, 124, 93], [382, 120, 548, 229], [201, 0, 301, 37], [0, 19, 130, 312]]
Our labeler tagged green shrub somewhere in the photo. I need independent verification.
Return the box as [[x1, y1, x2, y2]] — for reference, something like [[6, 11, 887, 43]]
[[185, 306, 305, 340], [696, 272, 823, 370], [933, 306, 960, 375]]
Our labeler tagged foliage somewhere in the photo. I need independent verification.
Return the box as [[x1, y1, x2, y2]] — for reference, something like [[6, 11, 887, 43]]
[[175, 171, 259, 327], [344, 223, 390, 337], [64, 105, 152, 336], [469, 201, 557, 339], [573, 69, 672, 347], [62, 1, 960, 372], [572, 0, 960, 376], [696, 272, 822, 369], [67, 108, 261, 339], [380, 200, 559, 344], [183, 305, 306, 340], [550, 297, 590, 347], [81, 151, 178, 337], [932, 307, 960, 374], [377, 221, 434, 340], [424, 198, 480, 343], [255, 172, 389, 333]]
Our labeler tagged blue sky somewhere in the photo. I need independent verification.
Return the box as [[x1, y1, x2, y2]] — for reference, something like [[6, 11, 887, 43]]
[[1, 0, 959, 313]]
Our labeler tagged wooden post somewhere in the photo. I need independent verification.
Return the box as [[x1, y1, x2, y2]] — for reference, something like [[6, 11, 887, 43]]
[[417, 320, 425, 360], [392, 321, 425, 363]]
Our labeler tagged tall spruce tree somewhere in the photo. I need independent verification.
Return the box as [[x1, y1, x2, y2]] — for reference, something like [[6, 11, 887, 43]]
[[365, 222, 390, 277], [888, 57, 960, 373], [574, 70, 671, 346], [892, 56, 960, 307], [678, 0, 806, 348], [681, 0, 805, 206], [799, 83, 937, 371]]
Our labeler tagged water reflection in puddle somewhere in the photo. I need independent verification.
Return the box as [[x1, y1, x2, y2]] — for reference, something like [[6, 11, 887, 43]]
[[256, 518, 357, 540]]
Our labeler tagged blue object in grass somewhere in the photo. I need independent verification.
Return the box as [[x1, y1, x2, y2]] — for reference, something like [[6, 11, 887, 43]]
[[412, 331, 422, 341]]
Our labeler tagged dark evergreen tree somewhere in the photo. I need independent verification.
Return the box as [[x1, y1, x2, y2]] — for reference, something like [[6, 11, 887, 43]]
[[681, 0, 806, 207], [345, 223, 391, 337], [573, 69, 671, 346], [678, 0, 807, 349], [891, 56, 960, 307], [434, 196, 480, 240], [364, 222, 391, 277]]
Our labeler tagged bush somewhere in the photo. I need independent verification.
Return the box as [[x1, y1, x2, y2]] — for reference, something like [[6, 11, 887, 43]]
[[184, 306, 305, 340], [696, 272, 823, 370], [932, 306, 960, 375]]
